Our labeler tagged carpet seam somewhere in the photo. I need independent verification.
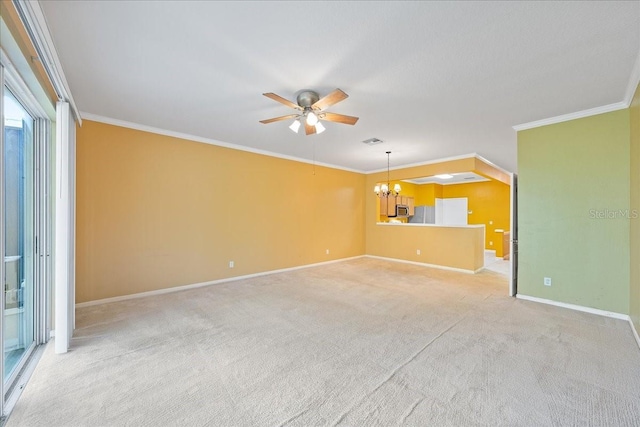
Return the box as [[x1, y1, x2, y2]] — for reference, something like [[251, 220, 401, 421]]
[[330, 316, 466, 425]]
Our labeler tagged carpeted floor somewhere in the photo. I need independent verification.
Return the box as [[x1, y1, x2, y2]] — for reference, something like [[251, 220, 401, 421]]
[[6, 258, 640, 426]]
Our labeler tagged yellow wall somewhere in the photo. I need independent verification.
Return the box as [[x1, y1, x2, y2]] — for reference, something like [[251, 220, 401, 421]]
[[76, 120, 366, 303], [442, 180, 510, 250], [415, 183, 443, 206], [397, 181, 418, 199]]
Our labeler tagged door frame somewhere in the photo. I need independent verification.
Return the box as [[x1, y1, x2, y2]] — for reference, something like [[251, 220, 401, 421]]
[[509, 172, 518, 296], [0, 48, 52, 417]]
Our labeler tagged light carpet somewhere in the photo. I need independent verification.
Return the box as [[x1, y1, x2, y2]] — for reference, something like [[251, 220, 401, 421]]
[[7, 258, 640, 426]]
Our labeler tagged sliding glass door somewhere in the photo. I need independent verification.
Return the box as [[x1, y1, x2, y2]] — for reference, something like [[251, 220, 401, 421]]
[[3, 88, 36, 388], [1, 17, 55, 414]]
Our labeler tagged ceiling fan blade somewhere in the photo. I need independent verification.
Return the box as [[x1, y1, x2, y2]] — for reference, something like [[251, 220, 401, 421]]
[[320, 112, 359, 125], [259, 114, 299, 124], [312, 88, 348, 110], [263, 93, 302, 110], [304, 121, 317, 135]]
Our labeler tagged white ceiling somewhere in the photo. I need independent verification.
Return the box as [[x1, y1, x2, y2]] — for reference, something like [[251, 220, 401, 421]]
[[40, 1, 640, 173]]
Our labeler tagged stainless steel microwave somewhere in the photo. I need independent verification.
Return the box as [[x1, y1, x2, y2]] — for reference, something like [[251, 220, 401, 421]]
[[395, 205, 409, 217]]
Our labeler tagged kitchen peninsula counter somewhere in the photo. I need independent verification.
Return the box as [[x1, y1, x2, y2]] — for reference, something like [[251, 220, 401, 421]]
[[368, 223, 485, 273], [376, 222, 485, 229]]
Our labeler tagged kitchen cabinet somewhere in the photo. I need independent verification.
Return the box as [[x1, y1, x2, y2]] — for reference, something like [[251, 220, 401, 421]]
[[379, 196, 414, 217], [388, 197, 397, 216], [380, 196, 397, 216], [400, 196, 415, 216]]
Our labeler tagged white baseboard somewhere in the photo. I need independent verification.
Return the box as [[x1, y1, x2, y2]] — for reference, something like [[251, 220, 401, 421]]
[[516, 294, 628, 320], [365, 255, 477, 274], [76, 256, 365, 308], [630, 318, 640, 350], [516, 294, 640, 351]]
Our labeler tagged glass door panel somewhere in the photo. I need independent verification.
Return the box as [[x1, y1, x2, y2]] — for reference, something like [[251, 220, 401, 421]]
[[3, 88, 35, 384]]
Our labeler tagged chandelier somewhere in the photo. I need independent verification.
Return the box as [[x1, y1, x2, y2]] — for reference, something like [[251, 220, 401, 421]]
[[374, 151, 401, 197]]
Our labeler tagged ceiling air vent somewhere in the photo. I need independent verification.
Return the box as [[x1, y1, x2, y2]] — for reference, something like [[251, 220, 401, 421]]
[[362, 138, 383, 145]]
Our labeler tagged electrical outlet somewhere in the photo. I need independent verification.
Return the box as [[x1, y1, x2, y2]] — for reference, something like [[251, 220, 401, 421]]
[[229, 261, 234, 268], [326, 249, 330, 255], [544, 277, 551, 286], [416, 249, 421, 255], [489, 241, 493, 246]]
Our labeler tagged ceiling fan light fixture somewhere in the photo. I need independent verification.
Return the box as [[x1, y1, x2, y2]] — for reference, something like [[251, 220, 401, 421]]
[[260, 89, 358, 136], [306, 111, 318, 126], [289, 119, 301, 133]]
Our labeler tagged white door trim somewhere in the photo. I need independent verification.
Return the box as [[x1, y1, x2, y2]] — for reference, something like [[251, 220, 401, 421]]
[[54, 101, 75, 354], [509, 173, 518, 296]]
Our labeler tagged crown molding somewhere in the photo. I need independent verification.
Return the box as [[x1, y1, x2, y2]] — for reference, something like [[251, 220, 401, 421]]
[[79, 112, 365, 174], [514, 48, 640, 132], [512, 102, 628, 132], [623, 47, 640, 107], [80, 114, 513, 176], [474, 154, 512, 176]]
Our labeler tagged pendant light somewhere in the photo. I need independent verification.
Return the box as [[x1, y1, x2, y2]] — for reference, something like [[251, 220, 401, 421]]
[[374, 151, 401, 197]]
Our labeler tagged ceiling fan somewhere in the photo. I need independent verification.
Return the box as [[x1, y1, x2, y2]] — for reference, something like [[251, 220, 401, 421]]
[[260, 88, 359, 135]]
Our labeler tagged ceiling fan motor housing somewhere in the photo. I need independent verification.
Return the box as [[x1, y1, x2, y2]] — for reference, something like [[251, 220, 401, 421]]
[[296, 90, 320, 108]]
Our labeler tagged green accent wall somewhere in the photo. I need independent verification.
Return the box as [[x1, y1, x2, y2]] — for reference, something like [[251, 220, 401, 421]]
[[631, 83, 640, 332], [518, 109, 631, 314]]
